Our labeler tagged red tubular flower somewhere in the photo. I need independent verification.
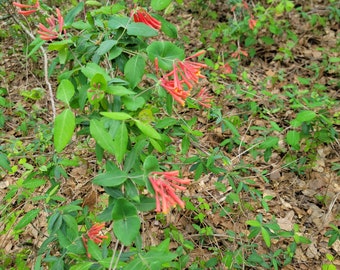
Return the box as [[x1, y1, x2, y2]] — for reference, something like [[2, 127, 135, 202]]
[[87, 223, 108, 244], [132, 8, 161, 30], [160, 77, 189, 106], [13, 1, 39, 16], [37, 8, 64, 41], [231, 47, 248, 59], [248, 15, 257, 30], [178, 60, 206, 84], [82, 223, 108, 258], [149, 171, 190, 214], [159, 51, 207, 106], [242, 0, 249, 10], [221, 62, 233, 74], [196, 87, 214, 108]]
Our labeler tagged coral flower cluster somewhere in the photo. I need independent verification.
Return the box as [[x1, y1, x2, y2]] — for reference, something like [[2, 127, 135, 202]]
[[196, 87, 214, 108], [160, 51, 209, 106], [12, 2, 65, 41], [82, 223, 108, 258], [132, 8, 161, 30], [37, 8, 64, 40], [149, 171, 190, 214], [13, 1, 39, 16]]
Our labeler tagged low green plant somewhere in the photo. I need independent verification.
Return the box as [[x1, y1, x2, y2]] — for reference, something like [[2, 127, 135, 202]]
[[9, 0, 214, 268], [322, 253, 337, 270], [325, 223, 340, 247], [3, 0, 339, 269]]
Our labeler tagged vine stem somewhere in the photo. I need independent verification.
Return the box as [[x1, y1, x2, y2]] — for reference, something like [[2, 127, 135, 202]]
[[12, 15, 56, 120]]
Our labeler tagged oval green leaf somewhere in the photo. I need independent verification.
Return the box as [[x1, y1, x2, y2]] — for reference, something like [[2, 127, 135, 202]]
[[90, 119, 115, 155], [14, 209, 40, 230], [100, 112, 132, 120], [286, 130, 300, 150], [57, 79, 75, 105], [127, 23, 158, 37], [54, 109, 75, 152], [96, 40, 118, 56], [146, 41, 185, 70], [112, 198, 140, 245], [124, 55, 146, 89], [134, 120, 161, 140], [295, 110, 316, 123], [93, 170, 128, 187], [151, 0, 172, 11], [113, 122, 128, 163]]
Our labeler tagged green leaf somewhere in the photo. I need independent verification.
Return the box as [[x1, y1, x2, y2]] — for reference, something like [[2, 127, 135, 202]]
[[72, 21, 93, 30], [57, 79, 75, 105], [135, 196, 156, 212], [259, 136, 279, 149], [286, 130, 300, 150], [112, 198, 140, 245], [93, 170, 128, 187], [181, 135, 190, 154], [22, 178, 46, 189], [54, 109, 75, 152], [151, 0, 171, 10], [122, 96, 145, 111], [64, 1, 84, 25], [91, 73, 108, 90], [155, 117, 177, 128], [62, 214, 79, 240], [124, 55, 146, 88], [57, 230, 72, 248], [127, 23, 158, 37], [48, 39, 73, 51], [264, 147, 272, 162], [261, 227, 271, 247], [222, 119, 240, 137], [14, 209, 40, 230], [125, 249, 177, 270], [114, 216, 140, 246], [329, 57, 340, 63], [295, 110, 316, 123], [0, 152, 11, 171], [69, 262, 94, 270], [113, 122, 128, 163], [143, 155, 159, 174], [153, 14, 177, 38], [81, 62, 111, 81], [246, 220, 261, 227], [90, 119, 115, 155], [87, 240, 103, 261], [106, 85, 135, 96], [85, 0, 102, 6], [101, 112, 132, 120], [108, 15, 130, 29], [67, 238, 86, 255], [134, 120, 161, 140], [96, 40, 118, 56], [27, 37, 45, 58], [109, 46, 123, 60], [91, 4, 125, 15], [150, 138, 164, 153], [328, 233, 338, 247], [58, 47, 68, 65], [124, 179, 140, 202], [146, 41, 185, 70]]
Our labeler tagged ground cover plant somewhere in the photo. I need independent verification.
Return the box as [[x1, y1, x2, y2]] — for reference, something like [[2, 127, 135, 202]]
[[0, 0, 339, 269]]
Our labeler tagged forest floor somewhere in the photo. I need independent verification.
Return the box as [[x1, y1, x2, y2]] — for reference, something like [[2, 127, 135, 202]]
[[0, 0, 339, 269]]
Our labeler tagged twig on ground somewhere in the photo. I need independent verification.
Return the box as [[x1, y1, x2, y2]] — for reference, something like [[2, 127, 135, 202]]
[[11, 15, 56, 120]]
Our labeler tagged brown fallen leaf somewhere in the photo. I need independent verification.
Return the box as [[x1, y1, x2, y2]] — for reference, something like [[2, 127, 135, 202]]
[[277, 210, 294, 231]]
